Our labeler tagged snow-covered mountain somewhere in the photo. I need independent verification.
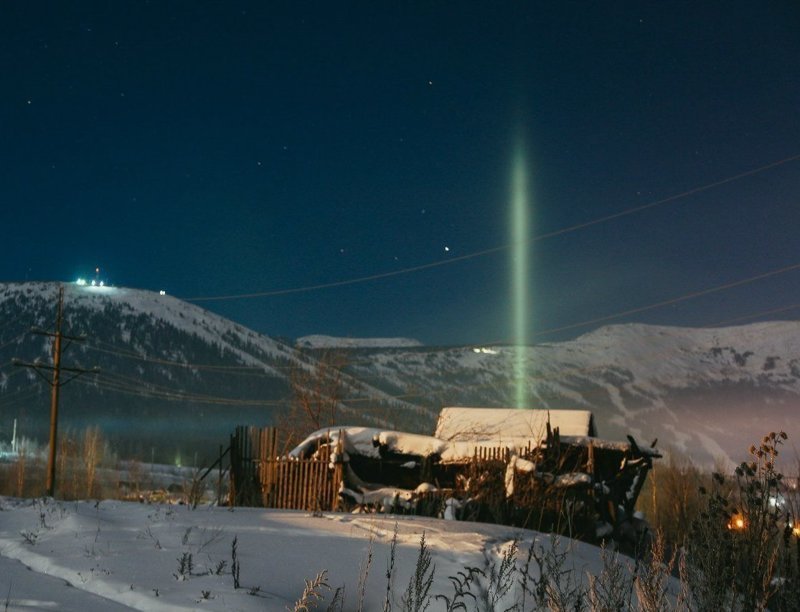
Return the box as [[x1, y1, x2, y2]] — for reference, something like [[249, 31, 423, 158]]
[[0, 282, 426, 463], [2, 281, 798, 467], [341, 323, 800, 466]]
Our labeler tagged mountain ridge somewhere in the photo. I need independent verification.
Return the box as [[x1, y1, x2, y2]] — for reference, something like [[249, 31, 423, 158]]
[[0, 282, 423, 462], [1, 281, 798, 467]]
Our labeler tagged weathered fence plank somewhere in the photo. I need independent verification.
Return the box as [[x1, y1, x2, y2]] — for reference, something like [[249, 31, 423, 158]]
[[229, 426, 343, 511]]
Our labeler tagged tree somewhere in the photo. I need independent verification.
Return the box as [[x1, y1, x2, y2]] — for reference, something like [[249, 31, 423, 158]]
[[279, 348, 347, 450]]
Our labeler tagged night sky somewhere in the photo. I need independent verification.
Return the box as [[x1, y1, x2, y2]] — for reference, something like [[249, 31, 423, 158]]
[[2, 2, 799, 346]]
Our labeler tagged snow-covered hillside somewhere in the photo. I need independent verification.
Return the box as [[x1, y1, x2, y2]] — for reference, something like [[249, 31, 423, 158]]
[[2, 281, 799, 467], [343, 323, 800, 466], [0, 497, 643, 611], [0, 283, 427, 464]]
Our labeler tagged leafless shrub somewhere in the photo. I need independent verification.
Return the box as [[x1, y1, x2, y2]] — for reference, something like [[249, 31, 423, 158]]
[[436, 566, 483, 612], [400, 531, 435, 612], [279, 348, 347, 451], [326, 586, 345, 612], [184, 468, 206, 509], [637, 450, 706, 548], [15, 447, 27, 497], [144, 525, 162, 549], [382, 524, 397, 612], [231, 535, 240, 589], [173, 552, 194, 581], [291, 569, 331, 611], [479, 538, 518, 612], [519, 535, 587, 612], [355, 536, 374, 612], [82, 426, 104, 498], [19, 529, 38, 545], [633, 530, 679, 612], [587, 544, 633, 611], [685, 431, 797, 611]]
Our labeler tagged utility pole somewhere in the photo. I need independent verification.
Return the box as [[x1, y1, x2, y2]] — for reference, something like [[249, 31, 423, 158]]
[[14, 285, 98, 497]]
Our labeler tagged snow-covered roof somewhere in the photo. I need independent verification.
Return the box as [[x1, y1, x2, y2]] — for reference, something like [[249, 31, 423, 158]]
[[291, 416, 615, 465], [435, 407, 596, 443], [289, 426, 553, 463]]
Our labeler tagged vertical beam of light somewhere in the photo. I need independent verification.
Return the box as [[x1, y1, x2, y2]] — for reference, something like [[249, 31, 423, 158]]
[[511, 134, 530, 409]]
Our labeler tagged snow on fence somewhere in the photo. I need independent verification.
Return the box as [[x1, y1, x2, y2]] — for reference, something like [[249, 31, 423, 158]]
[[229, 426, 343, 511]]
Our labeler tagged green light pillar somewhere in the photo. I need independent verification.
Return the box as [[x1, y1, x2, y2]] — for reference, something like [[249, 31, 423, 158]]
[[511, 134, 531, 409]]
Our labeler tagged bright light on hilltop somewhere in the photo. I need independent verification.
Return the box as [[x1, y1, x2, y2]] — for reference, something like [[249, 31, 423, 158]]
[[74, 277, 119, 295], [74, 267, 116, 292]]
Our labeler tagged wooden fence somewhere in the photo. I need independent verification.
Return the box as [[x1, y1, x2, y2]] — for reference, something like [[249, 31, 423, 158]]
[[471, 442, 536, 462], [229, 426, 343, 511]]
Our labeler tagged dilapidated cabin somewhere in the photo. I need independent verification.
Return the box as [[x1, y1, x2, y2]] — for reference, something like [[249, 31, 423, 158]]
[[290, 407, 660, 546]]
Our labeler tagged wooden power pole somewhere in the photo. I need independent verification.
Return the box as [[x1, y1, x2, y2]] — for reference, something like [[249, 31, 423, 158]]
[[14, 285, 98, 497]]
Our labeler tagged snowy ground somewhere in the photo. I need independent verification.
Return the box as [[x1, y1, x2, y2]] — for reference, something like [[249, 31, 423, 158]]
[[0, 497, 622, 611]]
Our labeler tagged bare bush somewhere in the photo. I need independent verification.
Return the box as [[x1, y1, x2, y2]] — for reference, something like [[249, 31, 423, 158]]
[[637, 450, 706, 548], [685, 431, 798, 611], [588, 544, 633, 611]]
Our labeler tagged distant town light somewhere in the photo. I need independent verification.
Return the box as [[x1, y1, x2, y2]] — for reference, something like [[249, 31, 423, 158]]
[[99, 281, 104, 287], [91, 280, 97, 286], [159, 290, 166, 296], [728, 513, 747, 531], [76, 278, 87, 286]]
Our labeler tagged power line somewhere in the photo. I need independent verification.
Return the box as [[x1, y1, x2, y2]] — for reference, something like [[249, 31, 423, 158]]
[[76, 375, 283, 407], [6, 269, 799, 412], [183, 152, 800, 303], [529, 260, 800, 338], [0, 386, 41, 407], [344, 302, 800, 405], [0, 312, 28, 337], [83, 342, 277, 373], [28, 293, 800, 412], [710, 303, 800, 328], [0, 331, 31, 353], [82, 337, 388, 373], [68, 263, 800, 406]]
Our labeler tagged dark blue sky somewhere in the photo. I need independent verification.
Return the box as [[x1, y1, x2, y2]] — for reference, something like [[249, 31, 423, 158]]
[[2, 2, 799, 345]]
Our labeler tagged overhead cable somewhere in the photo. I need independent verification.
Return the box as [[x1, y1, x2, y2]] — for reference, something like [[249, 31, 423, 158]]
[[183, 153, 800, 302]]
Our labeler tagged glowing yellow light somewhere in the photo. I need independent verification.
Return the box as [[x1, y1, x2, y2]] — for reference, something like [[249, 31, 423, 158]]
[[728, 514, 747, 530]]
